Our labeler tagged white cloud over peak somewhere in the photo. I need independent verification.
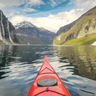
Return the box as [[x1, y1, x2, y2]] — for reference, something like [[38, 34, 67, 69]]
[[10, 9, 84, 32]]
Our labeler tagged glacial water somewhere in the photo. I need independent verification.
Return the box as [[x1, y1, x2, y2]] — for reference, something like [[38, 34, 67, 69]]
[[0, 45, 96, 96]]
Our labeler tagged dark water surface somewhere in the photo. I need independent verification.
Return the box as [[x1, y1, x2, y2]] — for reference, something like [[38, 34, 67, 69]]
[[0, 45, 96, 96]]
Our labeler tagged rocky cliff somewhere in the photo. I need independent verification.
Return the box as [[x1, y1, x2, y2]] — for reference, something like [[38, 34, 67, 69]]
[[0, 10, 18, 44], [53, 6, 96, 45]]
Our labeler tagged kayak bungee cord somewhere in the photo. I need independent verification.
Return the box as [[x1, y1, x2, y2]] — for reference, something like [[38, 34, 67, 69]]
[[34, 88, 66, 96], [38, 67, 56, 74]]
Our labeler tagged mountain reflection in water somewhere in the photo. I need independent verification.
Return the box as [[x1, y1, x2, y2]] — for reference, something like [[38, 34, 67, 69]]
[[54, 46, 96, 80]]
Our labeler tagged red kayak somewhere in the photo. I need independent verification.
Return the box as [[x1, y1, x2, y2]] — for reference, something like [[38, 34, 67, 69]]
[[27, 56, 71, 96]]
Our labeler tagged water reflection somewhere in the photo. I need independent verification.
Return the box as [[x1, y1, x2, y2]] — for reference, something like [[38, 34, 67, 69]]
[[0, 45, 55, 96], [0, 45, 52, 79], [0, 45, 16, 79], [54, 46, 96, 80], [0, 45, 96, 96]]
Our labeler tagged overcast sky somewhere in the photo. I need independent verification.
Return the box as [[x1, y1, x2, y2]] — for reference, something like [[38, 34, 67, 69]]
[[0, 0, 96, 32]]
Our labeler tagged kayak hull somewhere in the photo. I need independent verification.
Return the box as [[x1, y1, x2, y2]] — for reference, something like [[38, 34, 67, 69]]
[[27, 56, 71, 96]]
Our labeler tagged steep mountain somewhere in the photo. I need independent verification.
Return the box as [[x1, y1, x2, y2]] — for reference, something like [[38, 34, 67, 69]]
[[0, 10, 18, 44], [53, 6, 96, 45], [15, 21, 55, 44], [57, 21, 75, 35]]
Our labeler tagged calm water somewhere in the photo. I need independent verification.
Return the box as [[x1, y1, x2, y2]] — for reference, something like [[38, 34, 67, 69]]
[[0, 45, 96, 96]]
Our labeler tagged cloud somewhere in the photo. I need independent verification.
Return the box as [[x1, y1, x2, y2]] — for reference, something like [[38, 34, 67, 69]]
[[71, 0, 96, 11], [48, 0, 67, 7], [50, 0, 57, 7], [1, 0, 44, 18], [0, 0, 25, 9], [10, 9, 83, 32], [2, 0, 95, 33], [0, 0, 44, 9], [28, 0, 44, 6], [0, 3, 5, 9], [24, 8, 36, 12]]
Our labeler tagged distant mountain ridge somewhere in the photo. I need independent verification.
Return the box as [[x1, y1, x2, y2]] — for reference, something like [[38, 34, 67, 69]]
[[15, 21, 55, 44], [0, 10, 18, 44], [53, 6, 96, 45]]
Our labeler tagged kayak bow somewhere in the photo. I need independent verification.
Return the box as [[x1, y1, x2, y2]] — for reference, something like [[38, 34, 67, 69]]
[[27, 56, 71, 96]]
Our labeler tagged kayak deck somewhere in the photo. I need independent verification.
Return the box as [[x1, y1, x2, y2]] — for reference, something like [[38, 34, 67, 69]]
[[27, 56, 71, 96]]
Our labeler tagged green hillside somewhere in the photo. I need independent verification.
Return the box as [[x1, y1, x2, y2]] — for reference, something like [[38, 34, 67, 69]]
[[53, 6, 96, 45]]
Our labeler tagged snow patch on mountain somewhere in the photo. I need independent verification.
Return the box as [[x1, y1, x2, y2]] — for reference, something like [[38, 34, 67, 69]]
[[15, 21, 36, 29]]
